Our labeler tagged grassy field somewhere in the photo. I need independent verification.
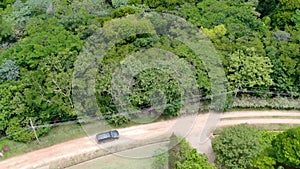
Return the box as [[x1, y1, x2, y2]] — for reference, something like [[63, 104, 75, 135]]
[[68, 155, 154, 169], [67, 142, 169, 169]]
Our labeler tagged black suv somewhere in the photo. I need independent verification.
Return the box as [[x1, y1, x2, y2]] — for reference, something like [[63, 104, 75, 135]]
[[96, 130, 119, 143]]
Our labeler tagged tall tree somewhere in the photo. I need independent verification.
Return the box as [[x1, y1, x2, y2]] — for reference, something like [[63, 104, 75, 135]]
[[225, 48, 273, 90]]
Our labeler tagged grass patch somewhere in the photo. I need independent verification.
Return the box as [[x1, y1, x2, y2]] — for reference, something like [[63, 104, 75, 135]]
[[252, 123, 300, 131], [213, 123, 300, 135], [68, 154, 153, 169], [0, 124, 85, 160], [221, 116, 300, 121]]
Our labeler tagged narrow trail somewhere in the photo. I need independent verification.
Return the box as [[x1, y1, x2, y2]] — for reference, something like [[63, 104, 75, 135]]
[[0, 110, 299, 169]]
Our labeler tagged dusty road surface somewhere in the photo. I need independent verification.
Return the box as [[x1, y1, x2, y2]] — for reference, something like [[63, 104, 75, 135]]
[[0, 110, 299, 169]]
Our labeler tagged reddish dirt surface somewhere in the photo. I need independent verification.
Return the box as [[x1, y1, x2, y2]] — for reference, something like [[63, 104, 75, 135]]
[[0, 110, 299, 169]]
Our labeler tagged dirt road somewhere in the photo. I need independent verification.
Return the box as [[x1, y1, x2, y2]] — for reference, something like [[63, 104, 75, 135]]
[[0, 110, 299, 169]]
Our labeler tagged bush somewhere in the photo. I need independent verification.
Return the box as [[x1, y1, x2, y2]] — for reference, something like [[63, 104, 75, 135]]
[[253, 156, 276, 169], [272, 127, 300, 168], [0, 59, 20, 81], [5, 117, 50, 143], [212, 124, 263, 169], [168, 134, 216, 169], [111, 0, 128, 8], [111, 6, 137, 18], [230, 96, 300, 109]]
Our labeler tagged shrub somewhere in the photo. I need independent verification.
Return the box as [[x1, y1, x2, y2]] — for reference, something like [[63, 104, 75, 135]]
[[111, 0, 128, 8], [168, 134, 216, 169], [111, 6, 137, 18], [230, 96, 300, 109], [212, 124, 263, 169], [0, 59, 20, 81], [272, 127, 300, 168]]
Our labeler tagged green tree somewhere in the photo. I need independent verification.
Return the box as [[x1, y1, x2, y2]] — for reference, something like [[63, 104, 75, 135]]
[[292, 9, 300, 30], [225, 48, 273, 90], [257, 0, 278, 17], [212, 124, 263, 169], [272, 127, 300, 168], [0, 17, 82, 142], [270, 0, 300, 29], [181, 0, 266, 39], [2, 17, 82, 69], [0, 0, 15, 9], [266, 41, 300, 93]]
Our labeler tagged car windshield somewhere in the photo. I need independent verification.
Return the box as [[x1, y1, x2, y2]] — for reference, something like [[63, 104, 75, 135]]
[[97, 133, 111, 139], [111, 131, 119, 137]]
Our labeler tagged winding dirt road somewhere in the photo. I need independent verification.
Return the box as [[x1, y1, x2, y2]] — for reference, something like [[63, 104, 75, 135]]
[[0, 110, 299, 169]]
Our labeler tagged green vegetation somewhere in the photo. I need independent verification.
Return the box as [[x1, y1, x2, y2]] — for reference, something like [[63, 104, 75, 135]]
[[168, 134, 216, 169], [213, 125, 300, 169], [212, 124, 263, 169], [271, 127, 300, 168], [68, 155, 153, 169]]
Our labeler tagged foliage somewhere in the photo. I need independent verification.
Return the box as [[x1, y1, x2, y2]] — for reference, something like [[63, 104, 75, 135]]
[[225, 48, 273, 90], [128, 0, 188, 10], [253, 131, 280, 169], [0, 17, 82, 142], [292, 9, 300, 30], [175, 148, 216, 169], [181, 0, 266, 38], [1, 0, 53, 40], [266, 41, 300, 93], [256, 0, 278, 18], [0, 59, 20, 81], [272, 127, 300, 168], [0, 17, 13, 43], [230, 96, 300, 109], [168, 134, 216, 169], [270, 0, 300, 29], [0, 0, 15, 9], [111, 0, 128, 8], [202, 24, 227, 40], [212, 124, 263, 169], [111, 6, 137, 18], [253, 156, 276, 169], [5, 117, 50, 143]]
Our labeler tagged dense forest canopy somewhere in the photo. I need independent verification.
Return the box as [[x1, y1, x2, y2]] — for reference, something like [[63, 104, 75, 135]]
[[0, 0, 299, 142]]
